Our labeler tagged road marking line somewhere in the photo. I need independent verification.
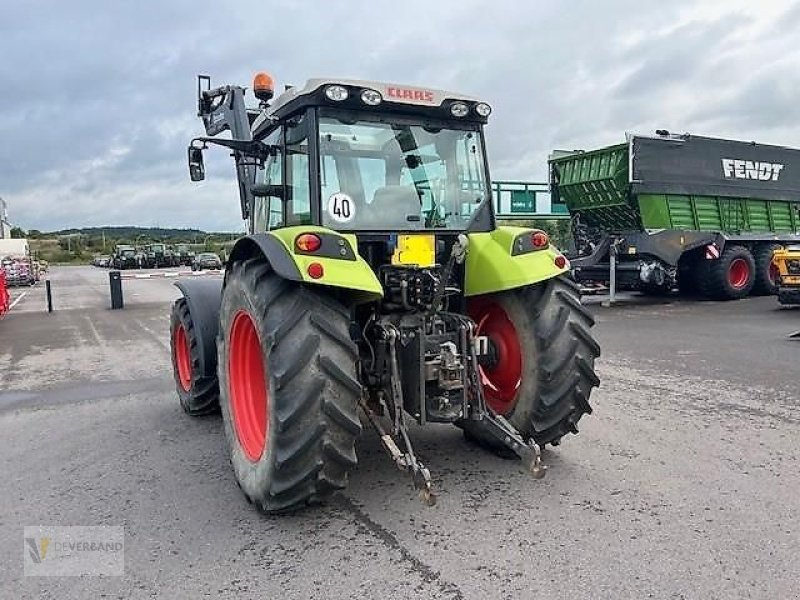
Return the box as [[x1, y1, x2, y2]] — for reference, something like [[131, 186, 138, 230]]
[[9, 292, 27, 310]]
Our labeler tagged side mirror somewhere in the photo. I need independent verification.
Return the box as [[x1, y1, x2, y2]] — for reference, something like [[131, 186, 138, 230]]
[[188, 146, 205, 182], [251, 183, 284, 199]]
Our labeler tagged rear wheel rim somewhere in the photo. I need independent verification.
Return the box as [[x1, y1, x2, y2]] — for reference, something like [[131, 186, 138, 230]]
[[468, 299, 523, 415], [228, 310, 268, 462], [173, 324, 192, 392], [728, 258, 750, 289]]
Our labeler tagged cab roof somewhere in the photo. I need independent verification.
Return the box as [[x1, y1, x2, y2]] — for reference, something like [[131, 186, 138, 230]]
[[255, 78, 490, 129]]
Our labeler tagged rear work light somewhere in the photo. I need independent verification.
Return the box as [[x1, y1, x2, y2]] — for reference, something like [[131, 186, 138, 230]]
[[325, 85, 349, 101], [531, 231, 549, 248], [295, 233, 322, 253], [475, 102, 492, 117], [360, 88, 382, 106], [450, 102, 469, 117]]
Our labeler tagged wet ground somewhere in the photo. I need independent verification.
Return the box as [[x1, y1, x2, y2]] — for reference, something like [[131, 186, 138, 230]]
[[1, 266, 798, 599]]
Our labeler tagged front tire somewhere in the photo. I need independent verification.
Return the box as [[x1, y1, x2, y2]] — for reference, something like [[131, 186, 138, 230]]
[[218, 258, 362, 513], [467, 276, 600, 446], [170, 298, 220, 415]]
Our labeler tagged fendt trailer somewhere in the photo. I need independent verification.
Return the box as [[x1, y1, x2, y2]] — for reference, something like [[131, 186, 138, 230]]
[[550, 133, 800, 299], [168, 72, 600, 513]]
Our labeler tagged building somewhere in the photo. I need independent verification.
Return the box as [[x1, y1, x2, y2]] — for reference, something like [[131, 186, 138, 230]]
[[0, 197, 10, 239]]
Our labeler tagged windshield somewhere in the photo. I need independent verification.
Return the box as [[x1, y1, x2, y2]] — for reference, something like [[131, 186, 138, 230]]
[[318, 116, 488, 230]]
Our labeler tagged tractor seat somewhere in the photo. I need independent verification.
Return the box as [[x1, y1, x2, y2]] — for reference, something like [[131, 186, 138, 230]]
[[368, 185, 422, 227]]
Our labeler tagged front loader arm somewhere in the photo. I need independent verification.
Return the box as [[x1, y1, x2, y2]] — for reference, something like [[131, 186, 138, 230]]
[[195, 75, 261, 220]]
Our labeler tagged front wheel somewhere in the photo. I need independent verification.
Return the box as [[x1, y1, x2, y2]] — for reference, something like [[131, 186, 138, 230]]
[[218, 258, 362, 513], [170, 298, 220, 415], [466, 276, 600, 446]]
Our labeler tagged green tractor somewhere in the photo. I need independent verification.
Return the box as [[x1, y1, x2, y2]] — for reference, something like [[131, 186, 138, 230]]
[[143, 243, 169, 268], [174, 243, 195, 267], [171, 72, 600, 512], [112, 244, 138, 270]]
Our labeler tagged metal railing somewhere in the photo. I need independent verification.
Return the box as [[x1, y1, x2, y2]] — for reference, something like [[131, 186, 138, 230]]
[[491, 180, 570, 220]]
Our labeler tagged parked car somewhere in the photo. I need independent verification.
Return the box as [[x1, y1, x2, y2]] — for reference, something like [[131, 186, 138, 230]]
[[92, 255, 111, 267], [191, 252, 222, 271]]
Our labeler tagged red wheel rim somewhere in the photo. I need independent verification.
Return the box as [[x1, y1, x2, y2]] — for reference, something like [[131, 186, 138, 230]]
[[468, 298, 523, 415], [728, 258, 750, 289], [173, 324, 192, 392], [228, 310, 268, 462]]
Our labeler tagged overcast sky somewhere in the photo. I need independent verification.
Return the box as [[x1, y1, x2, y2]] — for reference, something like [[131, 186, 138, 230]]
[[2, 0, 799, 232]]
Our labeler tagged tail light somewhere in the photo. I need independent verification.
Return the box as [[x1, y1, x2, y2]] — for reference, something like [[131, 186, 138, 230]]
[[295, 233, 322, 253], [531, 231, 549, 248]]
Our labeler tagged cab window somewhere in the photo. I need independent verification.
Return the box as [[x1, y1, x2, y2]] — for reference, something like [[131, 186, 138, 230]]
[[285, 115, 312, 225]]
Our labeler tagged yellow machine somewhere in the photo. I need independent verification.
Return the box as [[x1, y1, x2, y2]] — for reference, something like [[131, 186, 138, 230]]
[[773, 246, 800, 306]]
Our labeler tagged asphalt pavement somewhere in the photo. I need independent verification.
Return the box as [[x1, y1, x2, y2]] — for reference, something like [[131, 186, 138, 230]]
[[1, 266, 798, 599]]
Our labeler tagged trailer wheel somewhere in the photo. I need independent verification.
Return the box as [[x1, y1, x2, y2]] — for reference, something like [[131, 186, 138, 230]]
[[695, 245, 756, 300], [752, 243, 781, 296], [466, 276, 600, 446], [170, 298, 220, 415], [217, 258, 361, 513]]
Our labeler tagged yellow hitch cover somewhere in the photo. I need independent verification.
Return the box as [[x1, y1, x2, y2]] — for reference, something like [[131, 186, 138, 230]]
[[392, 234, 435, 267]]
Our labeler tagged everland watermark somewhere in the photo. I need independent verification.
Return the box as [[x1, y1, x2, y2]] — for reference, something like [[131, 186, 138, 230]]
[[24, 526, 124, 576]]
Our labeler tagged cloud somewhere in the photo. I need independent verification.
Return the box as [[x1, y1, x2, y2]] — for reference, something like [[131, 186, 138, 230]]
[[2, 0, 799, 231]]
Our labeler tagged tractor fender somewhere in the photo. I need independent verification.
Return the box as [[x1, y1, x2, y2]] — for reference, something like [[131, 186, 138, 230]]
[[227, 229, 383, 302], [464, 226, 569, 297], [174, 278, 223, 378]]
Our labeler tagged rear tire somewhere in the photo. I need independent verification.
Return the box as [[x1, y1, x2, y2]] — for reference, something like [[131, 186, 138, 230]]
[[466, 276, 600, 447], [218, 258, 361, 513], [694, 245, 755, 300], [752, 243, 781, 296], [170, 298, 220, 415]]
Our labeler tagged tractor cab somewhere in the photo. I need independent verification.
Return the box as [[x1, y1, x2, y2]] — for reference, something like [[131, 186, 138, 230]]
[[189, 75, 494, 239]]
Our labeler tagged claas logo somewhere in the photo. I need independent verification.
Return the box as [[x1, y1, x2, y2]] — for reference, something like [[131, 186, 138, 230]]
[[386, 86, 435, 103]]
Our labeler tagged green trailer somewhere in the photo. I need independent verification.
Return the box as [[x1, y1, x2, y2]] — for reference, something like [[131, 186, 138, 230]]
[[550, 132, 800, 299]]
